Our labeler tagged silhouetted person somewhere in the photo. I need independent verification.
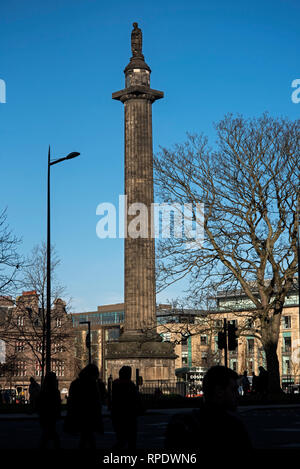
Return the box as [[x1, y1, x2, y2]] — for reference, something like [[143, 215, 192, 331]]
[[165, 366, 252, 451], [66, 364, 103, 449], [98, 376, 108, 405], [29, 377, 40, 413], [251, 372, 259, 394], [107, 374, 113, 410], [37, 372, 61, 449], [257, 366, 269, 397], [241, 370, 250, 395], [3, 389, 10, 404], [111, 366, 140, 450]]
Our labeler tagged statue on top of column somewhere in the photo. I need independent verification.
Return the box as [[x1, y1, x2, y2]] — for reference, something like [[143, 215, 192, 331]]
[[131, 22, 143, 57]]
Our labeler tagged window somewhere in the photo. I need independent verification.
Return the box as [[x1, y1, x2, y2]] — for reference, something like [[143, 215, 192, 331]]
[[53, 343, 63, 353], [283, 358, 291, 375], [228, 319, 237, 327], [214, 337, 219, 352], [16, 341, 25, 352], [161, 332, 171, 342], [247, 319, 253, 328], [200, 335, 207, 345], [231, 360, 237, 372], [181, 337, 188, 346], [283, 316, 291, 329], [56, 318, 62, 328], [13, 361, 26, 377], [17, 316, 24, 326], [215, 320, 222, 328], [36, 343, 43, 353], [35, 362, 42, 377], [284, 336, 291, 352], [105, 328, 120, 342], [52, 360, 65, 377], [247, 338, 254, 353]]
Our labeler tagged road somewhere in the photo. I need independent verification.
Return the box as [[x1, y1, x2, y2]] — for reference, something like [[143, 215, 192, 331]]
[[239, 406, 300, 449], [0, 406, 299, 450]]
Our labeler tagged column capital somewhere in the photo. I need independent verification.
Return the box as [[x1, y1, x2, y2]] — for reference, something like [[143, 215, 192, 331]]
[[112, 86, 163, 103]]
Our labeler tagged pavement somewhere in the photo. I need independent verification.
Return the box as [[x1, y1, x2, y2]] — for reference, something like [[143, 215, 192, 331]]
[[1, 405, 300, 455], [1, 404, 300, 419]]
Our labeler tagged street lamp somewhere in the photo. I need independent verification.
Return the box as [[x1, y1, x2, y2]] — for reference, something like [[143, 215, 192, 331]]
[[46, 146, 80, 375], [80, 320, 91, 365]]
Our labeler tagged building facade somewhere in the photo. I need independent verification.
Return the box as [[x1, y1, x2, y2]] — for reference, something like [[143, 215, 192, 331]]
[[157, 285, 300, 387], [0, 291, 75, 401], [1, 286, 298, 399], [72, 284, 299, 387], [71, 303, 124, 379]]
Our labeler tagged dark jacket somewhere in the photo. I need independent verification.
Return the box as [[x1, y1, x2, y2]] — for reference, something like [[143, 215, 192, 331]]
[[65, 377, 103, 433], [111, 378, 140, 422], [37, 389, 61, 426]]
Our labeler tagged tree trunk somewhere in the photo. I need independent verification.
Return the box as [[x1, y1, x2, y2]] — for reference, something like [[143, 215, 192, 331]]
[[260, 317, 281, 394], [263, 341, 282, 394]]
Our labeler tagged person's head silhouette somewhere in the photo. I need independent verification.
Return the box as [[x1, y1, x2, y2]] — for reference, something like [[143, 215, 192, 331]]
[[79, 364, 99, 381], [119, 366, 132, 380], [203, 366, 239, 411]]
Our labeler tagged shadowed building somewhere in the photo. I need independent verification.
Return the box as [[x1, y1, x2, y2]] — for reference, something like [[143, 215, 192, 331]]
[[105, 23, 176, 381], [0, 291, 75, 401]]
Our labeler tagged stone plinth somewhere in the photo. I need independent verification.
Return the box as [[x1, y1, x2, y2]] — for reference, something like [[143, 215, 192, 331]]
[[106, 340, 176, 381]]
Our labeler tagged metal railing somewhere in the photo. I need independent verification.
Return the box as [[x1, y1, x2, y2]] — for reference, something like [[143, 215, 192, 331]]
[[281, 375, 300, 393]]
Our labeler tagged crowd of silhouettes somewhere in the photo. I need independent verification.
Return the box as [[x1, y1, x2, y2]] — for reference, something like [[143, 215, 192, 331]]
[[237, 367, 269, 398], [20, 364, 267, 450]]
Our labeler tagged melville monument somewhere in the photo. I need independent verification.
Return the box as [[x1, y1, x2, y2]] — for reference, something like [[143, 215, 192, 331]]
[[105, 23, 176, 382]]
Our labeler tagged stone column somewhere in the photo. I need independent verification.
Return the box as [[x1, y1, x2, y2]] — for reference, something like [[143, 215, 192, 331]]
[[106, 23, 176, 382]]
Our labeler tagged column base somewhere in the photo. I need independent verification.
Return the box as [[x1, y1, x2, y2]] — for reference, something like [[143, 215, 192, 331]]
[[105, 340, 177, 382]]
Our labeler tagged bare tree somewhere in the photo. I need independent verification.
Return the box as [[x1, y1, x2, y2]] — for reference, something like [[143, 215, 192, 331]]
[[154, 113, 299, 393], [5, 243, 71, 379], [0, 208, 23, 296]]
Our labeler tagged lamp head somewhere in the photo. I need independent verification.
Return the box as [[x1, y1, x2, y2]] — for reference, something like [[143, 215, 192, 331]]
[[66, 152, 80, 160]]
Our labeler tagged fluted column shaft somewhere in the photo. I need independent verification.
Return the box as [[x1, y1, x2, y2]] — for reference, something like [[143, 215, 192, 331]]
[[124, 97, 156, 336]]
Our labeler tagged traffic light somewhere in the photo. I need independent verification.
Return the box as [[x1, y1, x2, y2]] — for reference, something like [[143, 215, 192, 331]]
[[85, 332, 91, 349], [228, 323, 238, 350], [217, 331, 226, 350]]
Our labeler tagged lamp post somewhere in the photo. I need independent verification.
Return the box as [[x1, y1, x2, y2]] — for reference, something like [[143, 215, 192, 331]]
[[297, 182, 300, 340], [46, 146, 80, 375], [80, 320, 91, 365]]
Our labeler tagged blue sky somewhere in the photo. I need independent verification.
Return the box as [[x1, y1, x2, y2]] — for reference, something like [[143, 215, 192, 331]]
[[1, 0, 299, 312]]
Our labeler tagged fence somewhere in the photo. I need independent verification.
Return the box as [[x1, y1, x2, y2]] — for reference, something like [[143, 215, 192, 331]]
[[281, 375, 300, 393], [137, 380, 203, 399], [138, 380, 183, 397]]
